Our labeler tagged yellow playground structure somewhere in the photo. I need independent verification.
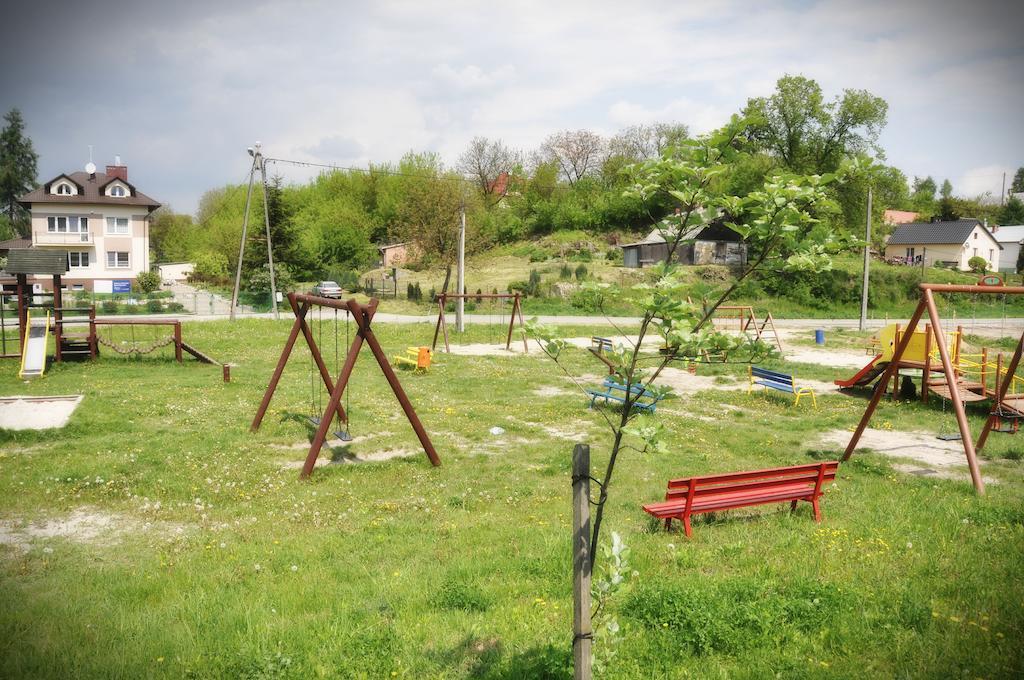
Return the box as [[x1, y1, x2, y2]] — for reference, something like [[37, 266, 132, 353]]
[[837, 322, 1024, 426]]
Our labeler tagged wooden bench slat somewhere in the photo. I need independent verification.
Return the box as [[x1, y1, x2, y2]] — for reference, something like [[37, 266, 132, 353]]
[[645, 461, 839, 537]]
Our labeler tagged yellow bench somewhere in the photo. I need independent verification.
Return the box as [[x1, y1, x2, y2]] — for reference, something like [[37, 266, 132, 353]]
[[393, 346, 432, 373]]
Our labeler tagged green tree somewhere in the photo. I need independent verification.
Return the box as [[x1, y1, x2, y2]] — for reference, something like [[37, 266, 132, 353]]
[[911, 176, 937, 213], [998, 196, 1024, 225], [1010, 167, 1024, 195], [940, 179, 953, 200], [149, 206, 197, 263], [968, 255, 987, 273], [0, 109, 38, 236], [743, 75, 887, 174]]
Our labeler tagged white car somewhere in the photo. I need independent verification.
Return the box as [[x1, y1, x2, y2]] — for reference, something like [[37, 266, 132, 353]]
[[312, 281, 343, 298]]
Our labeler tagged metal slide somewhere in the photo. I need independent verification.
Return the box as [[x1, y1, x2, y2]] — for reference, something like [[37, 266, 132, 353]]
[[18, 309, 51, 379]]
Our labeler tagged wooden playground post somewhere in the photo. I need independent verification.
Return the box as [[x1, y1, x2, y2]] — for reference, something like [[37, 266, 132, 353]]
[[922, 323, 931, 404], [173, 322, 183, 363], [431, 292, 528, 353], [981, 348, 989, 396], [571, 443, 592, 680], [976, 332, 1024, 454]]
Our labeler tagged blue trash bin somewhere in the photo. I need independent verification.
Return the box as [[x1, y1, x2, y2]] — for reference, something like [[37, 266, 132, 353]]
[[815, 329, 825, 345]]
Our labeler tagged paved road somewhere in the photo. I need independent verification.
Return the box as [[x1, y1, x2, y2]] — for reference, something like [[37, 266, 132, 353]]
[[112, 310, 1024, 335]]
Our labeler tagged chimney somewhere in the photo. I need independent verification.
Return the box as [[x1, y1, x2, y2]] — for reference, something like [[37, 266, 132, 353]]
[[106, 156, 127, 182]]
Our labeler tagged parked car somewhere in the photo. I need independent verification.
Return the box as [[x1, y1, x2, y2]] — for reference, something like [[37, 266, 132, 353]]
[[312, 281, 343, 298]]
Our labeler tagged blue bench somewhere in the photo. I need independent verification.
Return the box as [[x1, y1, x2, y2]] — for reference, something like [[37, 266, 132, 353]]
[[747, 366, 816, 408], [591, 336, 614, 352], [587, 377, 659, 413]]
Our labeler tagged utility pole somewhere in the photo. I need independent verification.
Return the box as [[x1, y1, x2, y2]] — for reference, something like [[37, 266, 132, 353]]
[[456, 198, 466, 333], [1002, 172, 1007, 206], [859, 185, 872, 332], [230, 142, 279, 320]]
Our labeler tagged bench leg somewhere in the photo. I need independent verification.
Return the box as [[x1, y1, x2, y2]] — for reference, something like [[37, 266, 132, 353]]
[[812, 497, 822, 523], [664, 517, 672, 531], [683, 514, 692, 538], [790, 499, 798, 512]]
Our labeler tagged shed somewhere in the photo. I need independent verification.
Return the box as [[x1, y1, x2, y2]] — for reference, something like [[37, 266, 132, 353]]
[[620, 221, 746, 268], [884, 219, 1001, 271]]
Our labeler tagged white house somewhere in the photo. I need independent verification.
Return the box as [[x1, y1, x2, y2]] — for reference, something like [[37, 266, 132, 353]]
[[884, 219, 1001, 272], [17, 160, 160, 292], [989, 224, 1024, 273]]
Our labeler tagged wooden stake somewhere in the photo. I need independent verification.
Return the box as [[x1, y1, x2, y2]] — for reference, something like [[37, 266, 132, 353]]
[[571, 443, 592, 680]]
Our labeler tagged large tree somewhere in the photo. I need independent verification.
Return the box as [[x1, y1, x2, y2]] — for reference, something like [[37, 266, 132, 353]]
[[456, 137, 522, 204], [999, 196, 1024, 225], [0, 108, 39, 236], [608, 123, 689, 162], [534, 129, 606, 186], [1011, 167, 1024, 195], [911, 175, 937, 213], [743, 75, 887, 174]]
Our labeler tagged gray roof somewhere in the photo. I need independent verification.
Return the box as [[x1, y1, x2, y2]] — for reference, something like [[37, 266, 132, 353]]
[[991, 225, 1024, 245], [5, 249, 69, 275], [18, 171, 160, 211], [887, 219, 1001, 249], [0, 237, 31, 250]]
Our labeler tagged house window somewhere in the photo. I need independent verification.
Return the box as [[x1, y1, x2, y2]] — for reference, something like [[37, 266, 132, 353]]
[[56, 183, 72, 195], [106, 251, 129, 268], [47, 216, 69, 233], [109, 185, 126, 197], [973, 248, 978, 257], [68, 252, 90, 268], [106, 217, 129, 234], [72, 284, 85, 291], [974, 232, 978, 240], [905, 247, 915, 260]]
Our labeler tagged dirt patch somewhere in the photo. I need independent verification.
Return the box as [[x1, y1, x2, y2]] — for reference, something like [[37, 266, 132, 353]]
[[533, 385, 575, 398], [270, 433, 381, 450], [819, 428, 978, 469], [785, 347, 875, 370], [655, 367, 841, 398], [442, 342, 536, 356], [280, 446, 421, 469], [891, 463, 999, 485], [0, 508, 177, 553], [0, 395, 83, 430]]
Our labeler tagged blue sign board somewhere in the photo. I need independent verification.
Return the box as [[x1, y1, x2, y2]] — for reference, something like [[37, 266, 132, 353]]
[[112, 279, 132, 294]]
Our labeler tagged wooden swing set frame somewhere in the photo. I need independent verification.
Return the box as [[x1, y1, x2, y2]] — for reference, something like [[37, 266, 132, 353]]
[[431, 292, 528, 353], [843, 283, 1024, 495], [252, 293, 441, 478]]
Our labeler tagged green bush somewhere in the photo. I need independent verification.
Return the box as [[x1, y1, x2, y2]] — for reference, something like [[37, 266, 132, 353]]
[[559, 264, 573, 280], [146, 299, 164, 313], [967, 255, 987, 274], [569, 288, 602, 312], [432, 578, 490, 612], [166, 302, 185, 313], [574, 264, 588, 280], [100, 300, 119, 315], [135, 271, 161, 293], [191, 251, 229, 283], [606, 247, 623, 264]]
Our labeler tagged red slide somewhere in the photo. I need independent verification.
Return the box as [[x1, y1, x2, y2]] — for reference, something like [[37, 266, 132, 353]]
[[835, 355, 887, 388]]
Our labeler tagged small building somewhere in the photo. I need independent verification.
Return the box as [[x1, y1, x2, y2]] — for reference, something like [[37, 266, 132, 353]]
[[0, 237, 31, 258], [157, 262, 194, 283], [620, 222, 747, 268], [989, 224, 1024, 273], [379, 242, 412, 268], [883, 209, 919, 225], [884, 218, 1001, 271], [16, 159, 161, 292]]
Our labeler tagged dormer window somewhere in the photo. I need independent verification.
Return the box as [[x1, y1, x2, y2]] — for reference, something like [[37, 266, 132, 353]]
[[57, 183, 71, 195], [52, 180, 76, 195], [110, 185, 126, 197]]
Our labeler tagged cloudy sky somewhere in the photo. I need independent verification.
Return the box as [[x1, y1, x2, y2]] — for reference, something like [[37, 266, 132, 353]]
[[1, 0, 1022, 213]]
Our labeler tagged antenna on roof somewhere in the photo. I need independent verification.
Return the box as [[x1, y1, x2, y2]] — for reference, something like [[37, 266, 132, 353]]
[[85, 145, 96, 175]]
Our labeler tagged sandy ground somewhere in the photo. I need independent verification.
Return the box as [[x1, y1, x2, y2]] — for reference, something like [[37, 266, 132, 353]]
[[655, 367, 842, 397], [0, 395, 83, 430], [0, 508, 182, 553], [818, 427, 998, 484]]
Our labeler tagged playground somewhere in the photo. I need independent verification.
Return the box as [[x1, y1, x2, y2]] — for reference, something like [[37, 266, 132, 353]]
[[0, 297, 1022, 678]]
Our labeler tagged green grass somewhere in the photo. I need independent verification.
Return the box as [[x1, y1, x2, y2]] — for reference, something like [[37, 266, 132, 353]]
[[0, 319, 1022, 678]]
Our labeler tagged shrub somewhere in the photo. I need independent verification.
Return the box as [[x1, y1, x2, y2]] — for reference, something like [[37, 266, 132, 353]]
[[570, 288, 602, 312], [606, 248, 623, 264], [968, 255, 988, 274], [574, 264, 588, 280], [100, 300, 119, 314], [166, 302, 185, 313], [135, 271, 161, 293], [146, 299, 164, 313], [559, 263, 573, 280], [191, 251, 229, 283]]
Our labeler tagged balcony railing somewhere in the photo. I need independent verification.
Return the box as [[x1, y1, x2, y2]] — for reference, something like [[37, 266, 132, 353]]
[[34, 231, 94, 246]]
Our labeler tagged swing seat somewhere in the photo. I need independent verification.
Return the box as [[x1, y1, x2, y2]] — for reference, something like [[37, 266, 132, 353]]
[[393, 346, 431, 373]]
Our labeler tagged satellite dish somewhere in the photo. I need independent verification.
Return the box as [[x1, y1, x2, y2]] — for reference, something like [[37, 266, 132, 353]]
[[85, 162, 96, 174]]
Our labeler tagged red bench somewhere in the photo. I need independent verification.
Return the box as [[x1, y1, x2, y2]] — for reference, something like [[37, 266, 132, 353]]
[[642, 461, 839, 537]]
